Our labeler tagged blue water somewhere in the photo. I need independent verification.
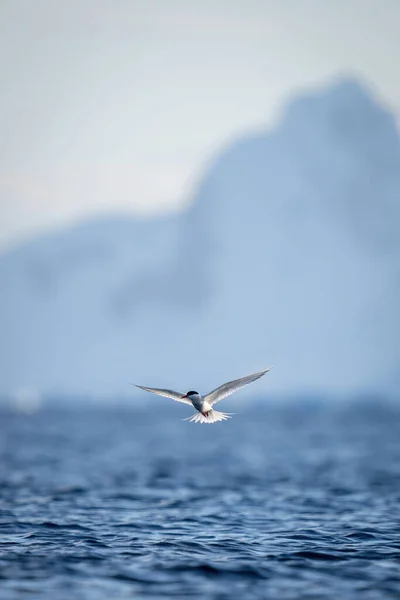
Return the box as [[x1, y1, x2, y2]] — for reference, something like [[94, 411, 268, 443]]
[[1, 399, 400, 599]]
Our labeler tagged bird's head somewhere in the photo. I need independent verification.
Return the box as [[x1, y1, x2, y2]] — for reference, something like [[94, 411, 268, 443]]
[[181, 390, 199, 399]]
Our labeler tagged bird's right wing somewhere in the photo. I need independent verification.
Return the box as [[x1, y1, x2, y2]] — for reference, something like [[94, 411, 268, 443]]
[[205, 367, 273, 405], [134, 385, 192, 405]]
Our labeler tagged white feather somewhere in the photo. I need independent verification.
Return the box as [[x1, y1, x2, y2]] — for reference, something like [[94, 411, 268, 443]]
[[205, 367, 273, 405], [184, 409, 232, 424], [134, 385, 191, 405]]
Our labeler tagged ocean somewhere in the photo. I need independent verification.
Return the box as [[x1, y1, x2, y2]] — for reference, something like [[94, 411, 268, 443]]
[[1, 398, 400, 599]]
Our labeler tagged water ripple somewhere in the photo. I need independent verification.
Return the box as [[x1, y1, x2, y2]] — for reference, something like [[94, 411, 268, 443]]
[[0, 401, 400, 599]]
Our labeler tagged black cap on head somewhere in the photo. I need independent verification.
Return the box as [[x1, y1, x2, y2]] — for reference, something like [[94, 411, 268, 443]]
[[186, 390, 198, 396]]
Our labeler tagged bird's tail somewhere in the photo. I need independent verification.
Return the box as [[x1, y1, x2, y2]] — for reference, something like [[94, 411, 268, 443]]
[[184, 409, 232, 424]]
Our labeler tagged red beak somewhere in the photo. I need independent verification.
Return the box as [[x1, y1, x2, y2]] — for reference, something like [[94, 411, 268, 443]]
[[181, 394, 188, 399]]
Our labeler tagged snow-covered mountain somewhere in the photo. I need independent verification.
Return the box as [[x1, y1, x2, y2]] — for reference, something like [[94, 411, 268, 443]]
[[1, 78, 399, 398]]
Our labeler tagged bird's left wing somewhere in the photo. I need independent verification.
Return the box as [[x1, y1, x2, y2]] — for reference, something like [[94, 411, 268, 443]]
[[205, 367, 273, 405], [134, 385, 192, 405]]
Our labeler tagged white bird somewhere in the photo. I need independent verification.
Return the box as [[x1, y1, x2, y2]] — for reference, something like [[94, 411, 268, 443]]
[[135, 367, 273, 424]]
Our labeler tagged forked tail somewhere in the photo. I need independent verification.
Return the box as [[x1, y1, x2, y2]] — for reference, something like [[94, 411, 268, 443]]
[[184, 409, 232, 424]]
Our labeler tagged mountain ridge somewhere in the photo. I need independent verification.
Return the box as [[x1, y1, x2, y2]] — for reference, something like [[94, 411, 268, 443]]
[[1, 77, 399, 396]]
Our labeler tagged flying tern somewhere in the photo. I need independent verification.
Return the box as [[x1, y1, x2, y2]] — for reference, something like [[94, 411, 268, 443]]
[[135, 367, 273, 423]]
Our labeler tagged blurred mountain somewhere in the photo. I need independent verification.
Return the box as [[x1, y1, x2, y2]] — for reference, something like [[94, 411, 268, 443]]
[[1, 78, 399, 397]]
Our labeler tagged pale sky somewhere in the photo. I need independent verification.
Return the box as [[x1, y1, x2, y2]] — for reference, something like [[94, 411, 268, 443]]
[[1, 0, 399, 248]]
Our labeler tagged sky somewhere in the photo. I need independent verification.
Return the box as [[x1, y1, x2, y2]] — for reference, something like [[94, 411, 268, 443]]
[[1, 0, 399, 248]]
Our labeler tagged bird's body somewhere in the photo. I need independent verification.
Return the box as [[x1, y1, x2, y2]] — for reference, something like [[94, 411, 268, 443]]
[[135, 367, 273, 424], [188, 393, 210, 414]]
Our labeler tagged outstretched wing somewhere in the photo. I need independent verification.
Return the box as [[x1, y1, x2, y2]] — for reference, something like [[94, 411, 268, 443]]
[[134, 385, 192, 405], [205, 367, 273, 405]]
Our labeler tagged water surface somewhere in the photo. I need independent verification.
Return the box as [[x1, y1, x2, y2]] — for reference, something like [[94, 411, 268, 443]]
[[1, 399, 400, 599]]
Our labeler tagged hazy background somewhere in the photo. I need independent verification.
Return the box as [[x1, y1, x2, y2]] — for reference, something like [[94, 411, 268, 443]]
[[1, 0, 400, 403]]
